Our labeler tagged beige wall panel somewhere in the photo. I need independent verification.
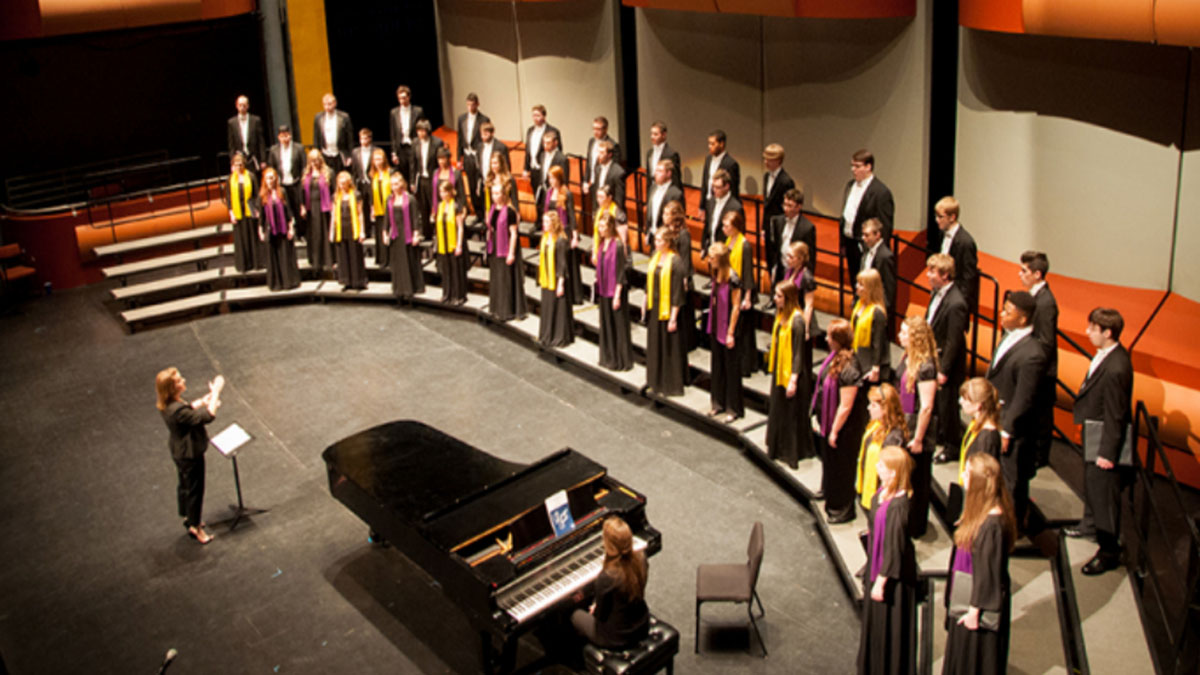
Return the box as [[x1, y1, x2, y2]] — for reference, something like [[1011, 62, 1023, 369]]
[[1172, 51, 1200, 302], [761, 8, 928, 227], [635, 8, 762, 193], [956, 29, 1184, 290], [437, 0, 523, 141]]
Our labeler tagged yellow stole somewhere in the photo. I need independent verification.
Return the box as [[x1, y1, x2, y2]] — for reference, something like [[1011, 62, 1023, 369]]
[[728, 232, 746, 278], [768, 308, 799, 387], [435, 199, 458, 254], [645, 251, 674, 320], [592, 201, 618, 249], [229, 171, 252, 220], [332, 192, 362, 242], [958, 419, 981, 484], [538, 235, 558, 290], [851, 300, 877, 351], [856, 420, 884, 507], [371, 169, 391, 216]]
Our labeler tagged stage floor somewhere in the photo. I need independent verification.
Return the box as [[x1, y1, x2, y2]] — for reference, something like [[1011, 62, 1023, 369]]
[[0, 287, 859, 674]]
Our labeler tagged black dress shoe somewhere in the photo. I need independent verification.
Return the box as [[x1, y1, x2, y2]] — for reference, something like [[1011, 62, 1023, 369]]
[[826, 511, 855, 525], [933, 451, 953, 464], [1062, 526, 1095, 539], [1081, 552, 1121, 576]]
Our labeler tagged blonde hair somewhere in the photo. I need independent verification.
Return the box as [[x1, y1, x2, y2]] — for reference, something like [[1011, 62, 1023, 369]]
[[955, 453, 1016, 551], [960, 377, 1001, 429], [857, 269, 886, 307], [901, 316, 937, 393], [708, 242, 731, 284], [543, 210, 565, 239], [869, 384, 909, 444], [878, 445, 914, 498], [155, 367, 180, 411], [787, 241, 809, 268]]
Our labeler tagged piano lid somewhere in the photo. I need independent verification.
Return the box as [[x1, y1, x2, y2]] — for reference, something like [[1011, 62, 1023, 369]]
[[322, 420, 527, 526]]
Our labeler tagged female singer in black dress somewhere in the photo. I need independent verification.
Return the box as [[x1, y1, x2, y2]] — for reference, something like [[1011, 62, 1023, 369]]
[[722, 211, 757, 377], [858, 446, 918, 675], [257, 168, 300, 291], [856, 384, 909, 511], [852, 269, 891, 383], [591, 184, 628, 251], [814, 318, 869, 523], [767, 281, 816, 467], [433, 179, 468, 304], [956, 377, 1003, 480], [663, 202, 696, 353], [431, 146, 468, 223], [301, 149, 334, 276], [538, 210, 574, 347], [484, 152, 520, 216], [367, 148, 393, 267], [898, 316, 938, 536], [155, 368, 224, 545], [943, 452, 1015, 675], [594, 211, 632, 370], [487, 181, 526, 322], [707, 242, 743, 422], [540, 166, 582, 305], [571, 517, 650, 649], [383, 172, 424, 301], [645, 228, 686, 396], [226, 152, 259, 273], [330, 171, 367, 290], [784, 241, 816, 372]]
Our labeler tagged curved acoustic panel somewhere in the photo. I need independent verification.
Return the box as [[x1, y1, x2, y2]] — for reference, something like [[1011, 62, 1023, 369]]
[[0, 0, 252, 40], [1155, 0, 1200, 47], [623, 0, 915, 19], [1023, 0, 1155, 43]]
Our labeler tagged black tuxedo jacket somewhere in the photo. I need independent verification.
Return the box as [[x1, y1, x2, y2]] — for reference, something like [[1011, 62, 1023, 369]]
[[455, 111, 490, 163], [389, 104, 425, 152], [946, 225, 979, 310], [267, 143, 306, 185], [987, 333, 1047, 438], [701, 195, 745, 252], [700, 153, 740, 208], [644, 182, 683, 240], [1032, 284, 1059, 376], [585, 135, 623, 183], [524, 124, 561, 173], [840, 176, 894, 241], [865, 243, 897, 311], [591, 161, 625, 208], [312, 110, 354, 166], [927, 284, 968, 379], [766, 214, 816, 273], [227, 114, 266, 166], [413, 136, 445, 181], [644, 143, 682, 189], [1073, 344, 1133, 463], [350, 145, 377, 188], [762, 168, 795, 223], [534, 149, 569, 204]]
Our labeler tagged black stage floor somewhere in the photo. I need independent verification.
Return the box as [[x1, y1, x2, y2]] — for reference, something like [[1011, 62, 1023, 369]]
[[0, 287, 859, 674]]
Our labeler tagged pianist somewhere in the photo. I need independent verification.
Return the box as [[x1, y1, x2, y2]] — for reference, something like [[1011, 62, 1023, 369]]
[[570, 517, 650, 650]]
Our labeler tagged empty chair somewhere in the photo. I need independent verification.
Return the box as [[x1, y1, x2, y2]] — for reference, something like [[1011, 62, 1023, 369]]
[[0, 243, 37, 300], [694, 520, 766, 656]]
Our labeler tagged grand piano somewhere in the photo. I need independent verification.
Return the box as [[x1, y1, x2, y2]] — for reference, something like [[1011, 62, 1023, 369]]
[[322, 420, 662, 673]]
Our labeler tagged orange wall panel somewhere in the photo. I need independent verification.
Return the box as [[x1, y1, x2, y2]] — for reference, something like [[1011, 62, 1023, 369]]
[[1154, 0, 1200, 48], [1023, 0, 1155, 44], [624, 0, 914, 18], [959, 0, 1023, 33]]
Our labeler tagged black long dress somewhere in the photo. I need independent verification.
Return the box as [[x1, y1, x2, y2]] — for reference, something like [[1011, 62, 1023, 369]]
[[596, 239, 633, 370], [540, 190, 583, 305], [858, 492, 918, 675], [645, 253, 686, 396], [674, 227, 697, 353], [368, 171, 393, 267], [227, 171, 259, 273], [942, 515, 1011, 675], [303, 173, 334, 274], [708, 273, 744, 417], [899, 355, 938, 537], [260, 197, 300, 291], [386, 194, 424, 299], [487, 206, 526, 321], [538, 235, 574, 347], [854, 303, 891, 381], [815, 357, 868, 521], [767, 310, 814, 468], [434, 201, 468, 303], [333, 197, 367, 290], [731, 235, 758, 376]]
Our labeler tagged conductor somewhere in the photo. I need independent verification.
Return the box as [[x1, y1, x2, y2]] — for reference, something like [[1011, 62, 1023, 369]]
[[155, 368, 224, 545]]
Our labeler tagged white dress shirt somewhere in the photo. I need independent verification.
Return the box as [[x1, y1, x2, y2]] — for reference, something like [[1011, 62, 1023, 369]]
[[706, 152, 726, 200], [709, 193, 730, 235], [649, 143, 664, 174], [1086, 343, 1117, 382], [464, 112, 477, 150], [765, 167, 780, 199], [842, 174, 874, 237], [238, 115, 249, 153], [862, 240, 882, 272], [399, 106, 412, 144], [649, 181, 668, 234], [992, 325, 1033, 372], [779, 215, 797, 261], [323, 114, 339, 156], [529, 125, 546, 169], [926, 285, 946, 323], [940, 223, 960, 254], [419, 139, 431, 178], [280, 143, 295, 184]]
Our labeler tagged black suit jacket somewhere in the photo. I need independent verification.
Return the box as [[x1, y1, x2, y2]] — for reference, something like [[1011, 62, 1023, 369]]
[[312, 110, 354, 167], [1073, 344, 1133, 463], [267, 142, 306, 185], [701, 195, 745, 252], [644, 182, 683, 241], [927, 284, 968, 380], [987, 332, 1047, 439], [227, 114, 266, 167], [523, 124, 561, 173], [865, 243, 897, 311], [585, 135, 623, 184], [389, 104, 425, 152], [946, 225, 979, 311], [592, 160, 625, 208], [766, 214, 816, 274], [1032, 283, 1059, 376], [762, 168, 795, 223], [469, 138, 510, 197], [350, 144, 377, 189], [455, 111, 490, 163], [645, 143, 682, 189], [840, 176, 894, 242], [162, 401, 214, 462], [414, 136, 445, 182], [700, 153, 740, 208]]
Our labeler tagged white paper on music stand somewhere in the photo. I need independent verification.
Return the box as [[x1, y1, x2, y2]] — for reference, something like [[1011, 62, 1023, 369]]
[[211, 423, 251, 458]]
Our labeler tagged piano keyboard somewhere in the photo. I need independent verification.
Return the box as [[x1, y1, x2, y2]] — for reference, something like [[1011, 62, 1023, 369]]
[[496, 533, 647, 624]]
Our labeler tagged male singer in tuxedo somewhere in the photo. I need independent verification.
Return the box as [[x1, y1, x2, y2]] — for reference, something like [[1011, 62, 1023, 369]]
[[766, 188, 815, 283], [925, 254, 969, 463], [644, 159, 682, 248], [523, 105, 560, 191], [761, 143, 794, 224], [390, 85, 423, 184], [267, 125, 305, 237], [839, 149, 894, 285], [534, 130, 568, 207], [987, 291, 1048, 532], [701, 169, 743, 253], [455, 92, 488, 166], [860, 218, 896, 313], [699, 130, 739, 220], [227, 95, 266, 171], [350, 128, 377, 203], [1066, 308, 1133, 575], [313, 93, 353, 170], [645, 121, 681, 191], [470, 121, 509, 215], [934, 196, 979, 313], [583, 116, 622, 207], [1019, 250, 1059, 468], [413, 120, 443, 234], [589, 140, 625, 214]]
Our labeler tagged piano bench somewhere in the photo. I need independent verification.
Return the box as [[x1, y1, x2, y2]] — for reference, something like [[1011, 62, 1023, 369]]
[[583, 615, 679, 675]]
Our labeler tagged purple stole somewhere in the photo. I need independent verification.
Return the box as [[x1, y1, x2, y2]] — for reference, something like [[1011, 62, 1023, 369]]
[[302, 173, 331, 212], [264, 197, 287, 236], [487, 205, 512, 256], [543, 190, 567, 228], [387, 193, 413, 243], [595, 240, 620, 298], [707, 279, 732, 346], [433, 168, 457, 203], [812, 352, 841, 436], [869, 498, 891, 580]]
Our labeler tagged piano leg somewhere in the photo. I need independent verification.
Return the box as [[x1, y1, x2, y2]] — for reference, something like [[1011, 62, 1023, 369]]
[[480, 632, 517, 675]]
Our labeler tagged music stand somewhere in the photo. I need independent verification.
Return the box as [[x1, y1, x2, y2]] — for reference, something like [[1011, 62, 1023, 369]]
[[210, 423, 268, 531]]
